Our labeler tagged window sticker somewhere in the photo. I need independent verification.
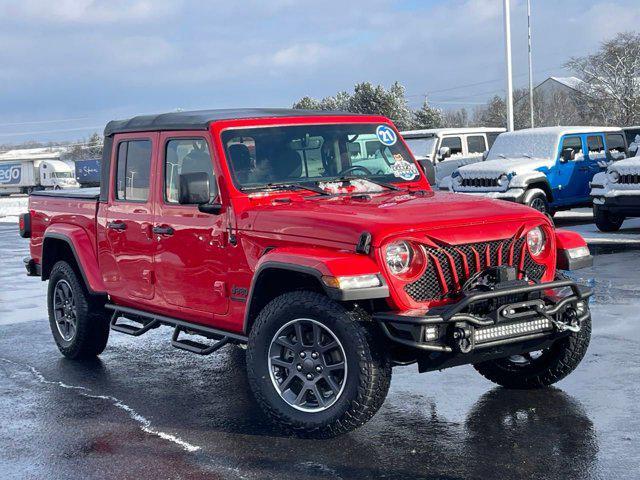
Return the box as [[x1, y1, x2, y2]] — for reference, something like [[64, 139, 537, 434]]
[[390, 159, 419, 180], [376, 125, 397, 146]]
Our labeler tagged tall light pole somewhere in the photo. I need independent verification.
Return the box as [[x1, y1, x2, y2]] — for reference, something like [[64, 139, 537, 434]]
[[503, 0, 514, 132], [527, 0, 535, 128]]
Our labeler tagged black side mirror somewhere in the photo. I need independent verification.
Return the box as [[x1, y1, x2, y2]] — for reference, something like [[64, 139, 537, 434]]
[[417, 159, 436, 185], [178, 172, 222, 214], [560, 148, 575, 163]]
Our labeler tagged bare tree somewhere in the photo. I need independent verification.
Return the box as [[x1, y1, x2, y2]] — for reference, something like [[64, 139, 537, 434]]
[[566, 31, 640, 126]]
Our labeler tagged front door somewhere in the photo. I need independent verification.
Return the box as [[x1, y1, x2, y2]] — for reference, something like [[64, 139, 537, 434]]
[[152, 132, 229, 319], [102, 134, 157, 301], [552, 135, 586, 205]]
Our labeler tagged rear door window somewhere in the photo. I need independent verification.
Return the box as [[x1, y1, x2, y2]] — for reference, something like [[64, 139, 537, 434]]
[[466, 135, 487, 154], [441, 136, 463, 156], [115, 140, 152, 201], [487, 132, 500, 148]]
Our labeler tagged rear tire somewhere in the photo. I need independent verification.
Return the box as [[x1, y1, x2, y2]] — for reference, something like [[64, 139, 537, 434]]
[[47, 261, 110, 359], [473, 317, 591, 389], [246, 291, 391, 438], [593, 205, 624, 232]]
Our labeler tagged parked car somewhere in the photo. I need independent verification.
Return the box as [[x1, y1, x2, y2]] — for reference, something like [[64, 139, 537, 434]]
[[21, 109, 594, 437], [590, 147, 640, 231], [441, 126, 628, 214], [401, 127, 505, 184], [74, 158, 101, 188]]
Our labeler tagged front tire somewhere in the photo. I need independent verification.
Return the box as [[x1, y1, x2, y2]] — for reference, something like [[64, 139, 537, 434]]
[[523, 188, 549, 214], [593, 205, 624, 232], [473, 317, 591, 389], [246, 291, 391, 438], [48, 261, 110, 359]]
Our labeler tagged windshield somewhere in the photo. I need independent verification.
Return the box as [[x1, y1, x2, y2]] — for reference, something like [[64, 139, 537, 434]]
[[52, 171, 73, 178], [404, 137, 438, 158], [486, 132, 558, 161], [222, 123, 421, 191]]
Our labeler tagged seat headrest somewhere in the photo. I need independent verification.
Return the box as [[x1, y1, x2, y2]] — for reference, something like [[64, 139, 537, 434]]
[[229, 144, 251, 171], [273, 148, 302, 179]]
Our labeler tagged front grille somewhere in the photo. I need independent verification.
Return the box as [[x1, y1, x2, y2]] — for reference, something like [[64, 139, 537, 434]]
[[404, 236, 546, 303], [619, 173, 640, 184], [461, 177, 499, 188]]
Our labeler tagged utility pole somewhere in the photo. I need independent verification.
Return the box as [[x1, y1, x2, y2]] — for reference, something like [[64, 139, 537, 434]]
[[503, 0, 514, 131], [527, 0, 534, 128]]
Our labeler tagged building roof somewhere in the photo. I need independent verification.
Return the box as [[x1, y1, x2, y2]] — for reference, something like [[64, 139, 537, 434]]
[[400, 127, 506, 138], [546, 76, 585, 91], [104, 108, 360, 136], [0, 147, 66, 162]]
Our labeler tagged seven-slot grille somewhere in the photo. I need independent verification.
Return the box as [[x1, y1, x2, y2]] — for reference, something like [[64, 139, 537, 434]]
[[404, 236, 546, 303], [461, 177, 499, 188], [619, 173, 640, 184]]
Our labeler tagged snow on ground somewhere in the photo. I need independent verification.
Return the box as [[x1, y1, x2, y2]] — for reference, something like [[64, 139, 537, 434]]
[[0, 195, 28, 224]]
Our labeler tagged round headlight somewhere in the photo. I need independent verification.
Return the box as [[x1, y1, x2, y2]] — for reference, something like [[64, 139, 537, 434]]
[[526, 227, 546, 257], [385, 241, 414, 275], [608, 170, 620, 183], [497, 174, 509, 187]]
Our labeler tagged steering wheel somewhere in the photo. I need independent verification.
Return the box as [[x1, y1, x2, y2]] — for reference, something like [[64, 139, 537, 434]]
[[338, 165, 373, 176]]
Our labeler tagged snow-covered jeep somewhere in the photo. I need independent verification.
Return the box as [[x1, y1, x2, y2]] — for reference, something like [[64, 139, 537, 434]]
[[401, 127, 505, 185], [441, 127, 628, 215], [590, 147, 640, 231]]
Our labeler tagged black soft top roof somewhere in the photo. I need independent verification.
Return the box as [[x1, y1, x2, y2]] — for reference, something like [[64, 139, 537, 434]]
[[104, 108, 360, 136]]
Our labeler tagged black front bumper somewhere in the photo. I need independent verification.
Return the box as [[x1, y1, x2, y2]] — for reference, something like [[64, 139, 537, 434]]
[[595, 195, 640, 216], [373, 279, 592, 371]]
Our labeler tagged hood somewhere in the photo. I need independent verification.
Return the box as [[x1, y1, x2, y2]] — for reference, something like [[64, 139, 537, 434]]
[[243, 190, 547, 247], [457, 156, 552, 178], [610, 157, 640, 175]]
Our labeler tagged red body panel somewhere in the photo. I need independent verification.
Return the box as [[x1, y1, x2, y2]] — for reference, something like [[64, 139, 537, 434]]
[[28, 113, 571, 336]]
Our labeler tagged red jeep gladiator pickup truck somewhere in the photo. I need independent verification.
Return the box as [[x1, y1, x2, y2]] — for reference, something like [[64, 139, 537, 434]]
[[20, 109, 594, 437]]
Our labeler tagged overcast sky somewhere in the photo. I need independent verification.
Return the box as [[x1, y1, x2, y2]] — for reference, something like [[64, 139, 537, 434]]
[[1, 0, 639, 144]]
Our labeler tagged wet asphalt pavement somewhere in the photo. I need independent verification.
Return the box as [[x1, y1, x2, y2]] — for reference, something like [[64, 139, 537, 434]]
[[1, 222, 639, 480]]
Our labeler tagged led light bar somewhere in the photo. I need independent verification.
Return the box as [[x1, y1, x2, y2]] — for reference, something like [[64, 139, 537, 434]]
[[474, 318, 552, 344]]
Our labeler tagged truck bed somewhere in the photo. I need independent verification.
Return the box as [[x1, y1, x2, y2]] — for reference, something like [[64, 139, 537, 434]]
[[28, 188, 100, 268], [31, 187, 100, 200]]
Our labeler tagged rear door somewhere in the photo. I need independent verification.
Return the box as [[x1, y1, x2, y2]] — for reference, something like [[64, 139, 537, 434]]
[[153, 132, 229, 319], [101, 133, 157, 302]]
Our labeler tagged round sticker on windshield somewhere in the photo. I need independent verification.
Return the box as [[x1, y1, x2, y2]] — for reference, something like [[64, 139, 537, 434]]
[[376, 125, 397, 146], [391, 159, 419, 181]]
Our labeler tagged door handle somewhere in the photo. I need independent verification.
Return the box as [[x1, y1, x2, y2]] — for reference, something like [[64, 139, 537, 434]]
[[578, 166, 590, 172], [152, 225, 175, 236], [107, 221, 127, 231]]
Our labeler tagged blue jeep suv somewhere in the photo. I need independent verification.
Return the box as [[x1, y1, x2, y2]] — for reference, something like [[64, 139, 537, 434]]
[[441, 126, 628, 214]]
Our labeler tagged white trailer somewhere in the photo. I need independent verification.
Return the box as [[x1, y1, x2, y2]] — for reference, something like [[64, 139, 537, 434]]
[[0, 148, 79, 195]]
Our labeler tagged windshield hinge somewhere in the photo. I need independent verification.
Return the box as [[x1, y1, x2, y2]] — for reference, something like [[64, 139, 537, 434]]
[[356, 232, 372, 254]]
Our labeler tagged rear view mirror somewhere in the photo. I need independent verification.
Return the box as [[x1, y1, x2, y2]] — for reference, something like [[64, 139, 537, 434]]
[[438, 147, 451, 160], [178, 172, 222, 214], [417, 159, 436, 185], [560, 148, 575, 163]]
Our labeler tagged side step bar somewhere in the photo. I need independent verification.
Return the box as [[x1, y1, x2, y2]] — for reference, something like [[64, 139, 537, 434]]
[[106, 304, 247, 356]]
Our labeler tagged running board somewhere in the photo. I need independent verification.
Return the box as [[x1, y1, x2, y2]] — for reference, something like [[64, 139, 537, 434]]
[[105, 304, 248, 353], [171, 326, 231, 355], [110, 311, 160, 336]]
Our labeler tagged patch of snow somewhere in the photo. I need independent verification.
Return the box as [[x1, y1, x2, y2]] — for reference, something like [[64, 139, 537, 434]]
[[0, 196, 28, 223]]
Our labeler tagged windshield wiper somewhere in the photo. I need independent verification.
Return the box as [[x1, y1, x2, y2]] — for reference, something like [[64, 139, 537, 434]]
[[242, 182, 330, 196], [332, 176, 401, 191]]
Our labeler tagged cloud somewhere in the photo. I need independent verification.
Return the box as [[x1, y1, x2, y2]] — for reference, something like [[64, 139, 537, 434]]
[[0, 0, 179, 24], [1, 0, 640, 143]]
